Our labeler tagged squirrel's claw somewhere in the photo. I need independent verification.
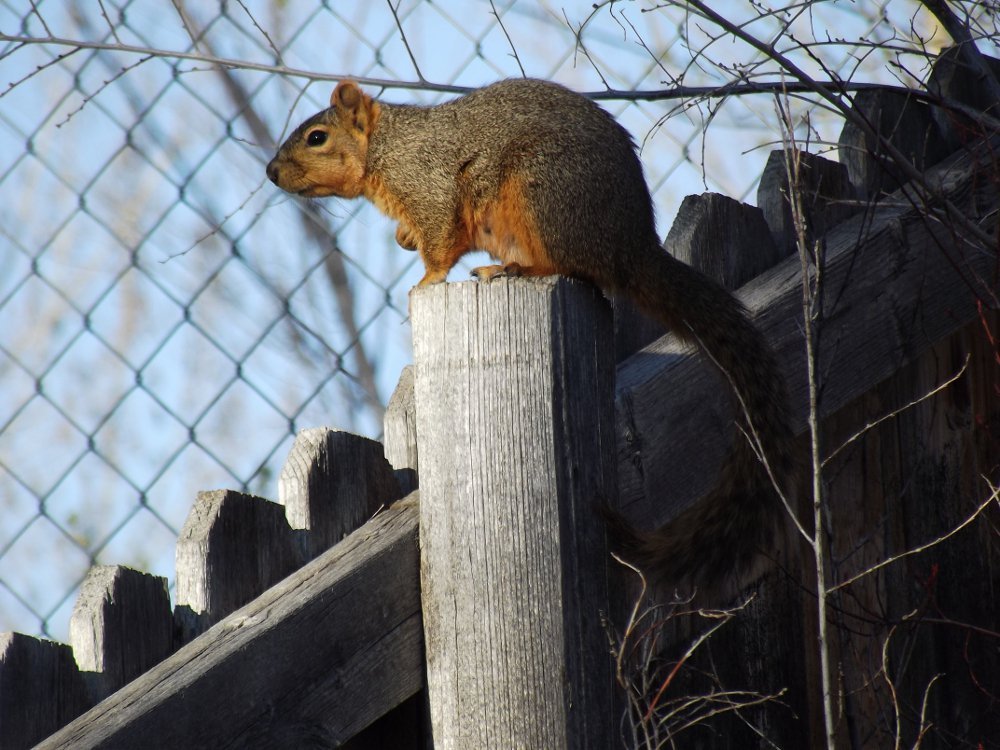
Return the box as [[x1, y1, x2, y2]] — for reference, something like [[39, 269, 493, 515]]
[[471, 262, 525, 281]]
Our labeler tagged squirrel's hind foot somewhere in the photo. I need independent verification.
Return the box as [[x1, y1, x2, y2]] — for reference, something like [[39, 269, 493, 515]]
[[471, 262, 528, 281]]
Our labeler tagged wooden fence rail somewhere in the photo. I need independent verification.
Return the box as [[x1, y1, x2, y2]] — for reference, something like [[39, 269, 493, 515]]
[[2, 48, 998, 749]]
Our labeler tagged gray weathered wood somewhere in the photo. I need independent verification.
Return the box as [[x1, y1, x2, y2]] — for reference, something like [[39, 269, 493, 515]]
[[612, 194, 780, 362], [412, 276, 616, 749], [837, 89, 950, 200], [279, 427, 401, 559], [383, 365, 419, 495], [927, 46, 1000, 153], [0, 633, 90, 750], [756, 150, 859, 258], [68, 565, 173, 703], [667, 192, 785, 289], [815, 316, 1000, 747], [617, 135, 999, 527], [174, 489, 301, 642], [611, 294, 666, 362], [37, 498, 422, 750]]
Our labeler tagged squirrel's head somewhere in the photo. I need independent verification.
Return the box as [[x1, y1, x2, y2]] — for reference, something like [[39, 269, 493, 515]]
[[266, 81, 379, 199]]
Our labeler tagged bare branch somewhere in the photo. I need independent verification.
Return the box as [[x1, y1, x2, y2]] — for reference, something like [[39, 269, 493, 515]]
[[387, 0, 425, 83], [96, 0, 122, 44], [27, 0, 53, 37], [490, 0, 525, 78], [561, 8, 611, 89], [674, 1, 996, 252], [879, 624, 904, 750], [778, 92, 838, 750], [913, 673, 943, 749], [831, 479, 1000, 593], [823, 355, 971, 468], [55, 54, 154, 127], [234, 0, 283, 62]]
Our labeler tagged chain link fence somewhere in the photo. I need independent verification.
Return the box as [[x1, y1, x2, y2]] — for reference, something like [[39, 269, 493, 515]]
[[0, 0, 940, 641]]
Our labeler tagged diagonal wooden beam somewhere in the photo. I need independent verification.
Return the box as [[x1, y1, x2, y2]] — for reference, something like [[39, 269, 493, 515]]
[[37, 497, 422, 750]]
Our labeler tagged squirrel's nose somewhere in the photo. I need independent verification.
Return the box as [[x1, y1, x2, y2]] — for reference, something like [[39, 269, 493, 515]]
[[266, 159, 279, 185]]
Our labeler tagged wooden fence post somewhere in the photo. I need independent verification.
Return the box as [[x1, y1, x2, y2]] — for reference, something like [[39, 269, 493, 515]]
[[411, 276, 615, 749], [383, 365, 419, 496], [174, 489, 301, 641], [0, 633, 89, 750], [68, 565, 173, 703], [279, 427, 401, 560]]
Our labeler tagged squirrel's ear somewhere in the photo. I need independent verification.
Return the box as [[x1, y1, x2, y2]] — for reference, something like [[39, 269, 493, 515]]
[[331, 81, 375, 135], [331, 81, 364, 110]]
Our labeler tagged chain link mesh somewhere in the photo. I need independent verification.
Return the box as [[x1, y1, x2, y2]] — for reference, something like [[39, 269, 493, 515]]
[[1, 0, 939, 640]]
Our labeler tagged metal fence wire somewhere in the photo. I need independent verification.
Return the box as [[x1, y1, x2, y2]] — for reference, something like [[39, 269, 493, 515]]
[[0, 0, 946, 640]]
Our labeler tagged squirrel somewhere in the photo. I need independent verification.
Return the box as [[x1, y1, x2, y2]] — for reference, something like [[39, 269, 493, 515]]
[[267, 78, 795, 592]]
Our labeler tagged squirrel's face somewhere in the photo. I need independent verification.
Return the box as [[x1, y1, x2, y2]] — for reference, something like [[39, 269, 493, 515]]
[[266, 110, 368, 199], [266, 81, 379, 200]]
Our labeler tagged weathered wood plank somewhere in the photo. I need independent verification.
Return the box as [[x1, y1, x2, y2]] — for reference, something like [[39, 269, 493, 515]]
[[37, 498, 422, 750], [756, 150, 859, 257], [838, 89, 949, 200], [383, 365, 419, 495], [927, 47, 1000, 153], [815, 316, 1000, 746], [617, 136, 999, 527], [174, 489, 301, 642], [0, 633, 89, 750], [411, 276, 616, 749], [668, 192, 786, 288], [280, 427, 401, 560], [68, 565, 173, 703]]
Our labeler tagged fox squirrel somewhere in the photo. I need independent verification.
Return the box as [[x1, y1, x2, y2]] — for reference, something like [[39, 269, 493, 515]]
[[267, 79, 794, 591]]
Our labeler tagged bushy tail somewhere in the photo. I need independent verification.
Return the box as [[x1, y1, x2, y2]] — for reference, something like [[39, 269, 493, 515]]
[[613, 247, 795, 592]]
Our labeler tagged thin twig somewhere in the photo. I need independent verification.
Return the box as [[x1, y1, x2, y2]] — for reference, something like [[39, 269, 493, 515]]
[[387, 0, 425, 83], [235, 0, 283, 62], [687, 324, 812, 544], [777, 87, 838, 750], [880, 624, 903, 750], [678, 0, 996, 252], [913, 673, 943, 749], [831, 481, 1000, 593], [96, 0, 122, 44], [823, 355, 971, 467], [55, 54, 153, 127], [489, 0, 525, 78], [28, 0, 53, 36]]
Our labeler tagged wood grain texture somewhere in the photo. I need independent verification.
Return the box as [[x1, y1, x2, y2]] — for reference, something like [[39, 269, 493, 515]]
[[383, 365, 419, 495], [412, 276, 616, 750], [37, 500, 422, 750], [617, 137, 999, 527], [927, 47, 1000, 153], [174, 489, 301, 642], [837, 89, 950, 200], [756, 150, 859, 258], [814, 316, 1000, 745], [0, 633, 90, 750], [279, 427, 402, 560], [667, 192, 785, 289], [68, 565, 173, 704]]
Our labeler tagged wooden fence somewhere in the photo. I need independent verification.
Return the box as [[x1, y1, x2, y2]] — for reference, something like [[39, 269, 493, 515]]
[[2, 50, 999, 749]]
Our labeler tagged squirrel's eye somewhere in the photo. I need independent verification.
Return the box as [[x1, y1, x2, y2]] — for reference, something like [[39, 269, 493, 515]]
[[307, 130, 327, 146]]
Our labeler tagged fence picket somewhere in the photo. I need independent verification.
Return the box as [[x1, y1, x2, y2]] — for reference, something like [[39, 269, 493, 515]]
[[68, 565, 173, 704]]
